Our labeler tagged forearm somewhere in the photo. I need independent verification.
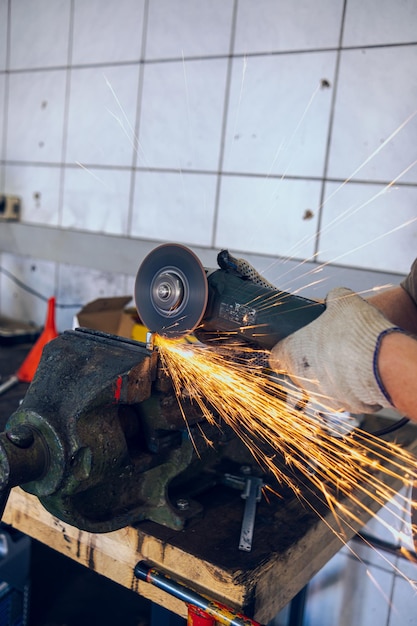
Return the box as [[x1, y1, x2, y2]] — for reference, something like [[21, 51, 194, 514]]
[[368, 286, 417, 334], [367, 286, 417, 421], [270, 277, 417, 419], [377, 331, 417, 422]]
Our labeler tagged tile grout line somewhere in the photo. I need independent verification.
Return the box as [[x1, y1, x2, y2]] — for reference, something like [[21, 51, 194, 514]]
[[55, 0, 76, 301], [313, 0, 348, 261], [0, 0, 12, 189], [211, 0, 245, 249], [58, 0, 75, 229], [126, 0, 149, 239], [1, 40, 417, 76], [2, 159, 417, 190]]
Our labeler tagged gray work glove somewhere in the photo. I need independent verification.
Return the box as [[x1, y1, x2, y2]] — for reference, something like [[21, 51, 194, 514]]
[[269, 287, 402, 414]]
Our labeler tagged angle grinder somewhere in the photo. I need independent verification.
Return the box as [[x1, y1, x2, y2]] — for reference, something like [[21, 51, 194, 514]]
[[134, 244, 326, 350]]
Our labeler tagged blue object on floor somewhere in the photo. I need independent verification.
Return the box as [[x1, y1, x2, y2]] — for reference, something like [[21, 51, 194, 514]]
[[151, 603, 186, 625]]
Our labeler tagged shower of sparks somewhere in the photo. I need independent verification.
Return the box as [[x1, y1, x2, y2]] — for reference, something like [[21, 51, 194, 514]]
[[155, 335, 417, 576]]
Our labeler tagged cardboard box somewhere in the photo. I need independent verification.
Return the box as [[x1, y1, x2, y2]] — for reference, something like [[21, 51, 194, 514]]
[[74, 296, 197, 344], [74, 296, 147, 340]]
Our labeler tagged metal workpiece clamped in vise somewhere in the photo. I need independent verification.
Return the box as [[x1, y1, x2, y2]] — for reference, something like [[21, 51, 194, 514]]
[[0, 243, 326, 536]]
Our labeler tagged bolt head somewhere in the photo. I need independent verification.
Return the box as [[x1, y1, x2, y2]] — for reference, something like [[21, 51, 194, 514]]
[[6, 425, 34, 448], [176, 498, 190, 511]]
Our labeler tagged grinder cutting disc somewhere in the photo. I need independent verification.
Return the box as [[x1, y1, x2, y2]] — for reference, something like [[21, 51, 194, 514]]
[[135, 244, 208, 339]]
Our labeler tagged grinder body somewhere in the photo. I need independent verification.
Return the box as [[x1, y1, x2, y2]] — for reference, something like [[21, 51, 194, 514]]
[[135, 244, 325, 349], [195, 268, 325, 350]]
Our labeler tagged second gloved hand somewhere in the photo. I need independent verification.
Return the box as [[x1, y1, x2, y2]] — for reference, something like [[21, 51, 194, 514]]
[[269, 287, 403, 414]]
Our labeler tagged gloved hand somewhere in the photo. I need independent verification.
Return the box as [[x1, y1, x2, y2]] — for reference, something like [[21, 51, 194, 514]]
[[269, 287, 403, 414]]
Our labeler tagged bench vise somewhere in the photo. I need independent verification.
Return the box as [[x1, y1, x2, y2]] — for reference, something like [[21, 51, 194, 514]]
[[0, 327, 248, 533]]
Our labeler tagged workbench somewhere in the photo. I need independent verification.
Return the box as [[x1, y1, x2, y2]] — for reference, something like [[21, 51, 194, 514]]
[[1, 342, 416, 624]]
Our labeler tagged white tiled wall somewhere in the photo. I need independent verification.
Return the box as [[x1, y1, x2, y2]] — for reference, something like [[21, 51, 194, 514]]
[[146, 0, 232, 59], [234, 0, 345, 53], [2, 0, 416, 331], [328, 46, 417, 185], [223, 52, 336, 177], [8, 0, 71, 70], [131, 170, 218, 245], [4, 164, 61, 226], [139, 58, 228, 169], [343, 0, 417, 46], [7, 70, 67, 162], [71, 0, 145, 65], [1, 0, 416, 332], [1, 1, 417, 624]]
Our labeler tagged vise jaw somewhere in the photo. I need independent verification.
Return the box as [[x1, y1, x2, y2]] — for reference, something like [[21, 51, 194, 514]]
[[0, 328, 235, 533]]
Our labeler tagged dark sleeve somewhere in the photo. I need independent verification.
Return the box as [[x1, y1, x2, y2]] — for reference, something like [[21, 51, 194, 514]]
[[401, 258, 417, 306]]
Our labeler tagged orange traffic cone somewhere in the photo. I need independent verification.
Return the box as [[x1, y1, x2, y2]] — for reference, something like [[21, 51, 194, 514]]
[[0, 297, 58, 394], [17, 297, 58, 383]]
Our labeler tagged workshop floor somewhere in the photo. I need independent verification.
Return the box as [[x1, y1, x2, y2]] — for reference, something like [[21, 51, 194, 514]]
[[28, 540, 152, 626]]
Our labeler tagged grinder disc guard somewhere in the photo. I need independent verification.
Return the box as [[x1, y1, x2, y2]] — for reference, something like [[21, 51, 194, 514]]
[[135, 244, 208, 338]]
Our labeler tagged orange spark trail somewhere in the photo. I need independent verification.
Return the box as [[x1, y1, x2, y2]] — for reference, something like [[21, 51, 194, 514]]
[[156, 337, 417, 546]]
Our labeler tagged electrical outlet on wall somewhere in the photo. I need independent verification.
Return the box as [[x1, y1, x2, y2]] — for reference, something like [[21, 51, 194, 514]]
[[0, 196, 21, 221]]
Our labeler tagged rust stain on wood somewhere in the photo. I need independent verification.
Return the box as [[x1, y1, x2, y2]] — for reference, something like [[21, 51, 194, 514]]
[[76, 529, 82, 559], [86, 534, 96, 571]]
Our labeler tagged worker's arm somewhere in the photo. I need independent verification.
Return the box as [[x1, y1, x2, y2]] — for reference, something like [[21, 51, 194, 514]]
[[229, 250, 417, 421], [270, 286, 417, 422], [368, 286, 417, 334], [377, 330, 417, 421], [367, 286, 417, 421]]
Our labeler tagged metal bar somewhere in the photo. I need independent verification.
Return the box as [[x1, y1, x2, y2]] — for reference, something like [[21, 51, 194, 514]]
[[134, 561, 265, 626], [352, 532, 417, 562], [0, 375, 19, 397], [239, 477, 263, 552]]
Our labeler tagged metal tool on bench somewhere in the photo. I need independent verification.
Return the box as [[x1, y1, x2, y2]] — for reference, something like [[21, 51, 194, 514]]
[[222, 468, 264, 552], [135, 560, 265, 626]]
